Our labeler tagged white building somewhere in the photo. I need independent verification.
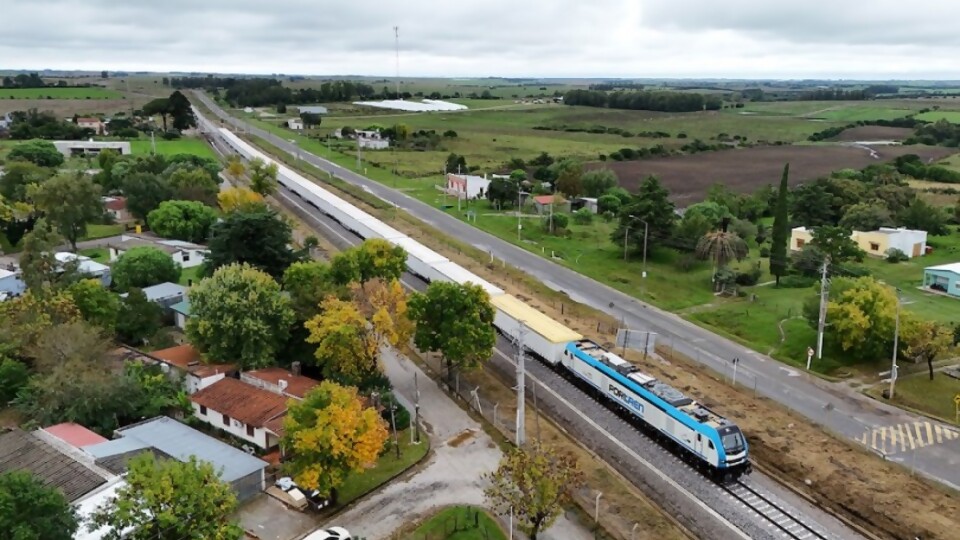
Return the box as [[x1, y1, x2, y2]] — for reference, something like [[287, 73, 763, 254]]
[[190, 378, 289, 450], [55, 252, 111, 287], [286, 118, 304, 130], [0, 266, 26, 299], [108, 234, 208, 270], [120, 282, 188, 310], [142, 344, 235, 394], [240, 364, 318, 399], [53, 140, 130, 158], [446, 172, 491, 200], [790, 226, 928, 259]]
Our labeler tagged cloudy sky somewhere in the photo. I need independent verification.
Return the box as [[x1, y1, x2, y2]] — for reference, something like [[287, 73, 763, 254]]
[[2, 0, 959, 79]]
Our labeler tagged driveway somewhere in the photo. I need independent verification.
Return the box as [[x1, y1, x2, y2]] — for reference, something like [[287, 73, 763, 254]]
[[237, 493, 321, 540], [308, 348, 592, 540]]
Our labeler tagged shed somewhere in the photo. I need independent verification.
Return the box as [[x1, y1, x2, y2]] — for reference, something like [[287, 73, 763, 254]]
[[923, 262, 960, 298], [120, 282, 187, 310], [170, 299, 192, 329]]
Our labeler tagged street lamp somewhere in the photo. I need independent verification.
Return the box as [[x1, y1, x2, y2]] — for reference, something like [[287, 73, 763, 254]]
[[889, 288, 903, 399], [594, 491, 602, 524], [623, 215, 649, 280]]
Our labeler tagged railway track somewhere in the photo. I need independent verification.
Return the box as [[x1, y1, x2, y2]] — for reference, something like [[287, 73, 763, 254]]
[[723, 480, 832, 540]]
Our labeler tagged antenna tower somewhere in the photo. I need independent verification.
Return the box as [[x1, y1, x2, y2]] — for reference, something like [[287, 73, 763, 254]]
[[394, 26, 401, 100]]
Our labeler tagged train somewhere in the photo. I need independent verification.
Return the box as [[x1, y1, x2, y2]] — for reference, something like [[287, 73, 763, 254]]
[[213, 126, 751, 481]]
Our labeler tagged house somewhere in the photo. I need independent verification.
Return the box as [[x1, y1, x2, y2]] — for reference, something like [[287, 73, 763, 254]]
[[0, 265, 26, 299], [144, 344, 236, 394], [0, 428, 116, 503], [572, 197, 599, 214], [56, 252, 111, 287], [75, 117, 105, 134], [170, 299, 191, 329], [790, 226, 927, 259], [296, 105, 328, 115], [532, 194, 569, 215], [120, 282, 187, 310], [358, 130, 390, 150], [108, 234, 208, 269], [446, 173, 491, 200], [101, 196, 133, 223], [923, 262, 960, 298], [286, 118, 304, 130], [0, 113, 11, 131], [53, 140, 130, 158], [189, 378, 289, 450], [241, 363, 318, 399], [83, 416, 268, 501]]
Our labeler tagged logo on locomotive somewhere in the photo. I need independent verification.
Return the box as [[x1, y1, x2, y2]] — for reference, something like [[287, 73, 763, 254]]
[[609, 384, 644, 414]]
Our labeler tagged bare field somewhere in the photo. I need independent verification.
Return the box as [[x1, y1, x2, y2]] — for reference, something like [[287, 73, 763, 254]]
[[832, 126, 915, 142], [591, 144, 955, 204], [0, 96, 151, 116]]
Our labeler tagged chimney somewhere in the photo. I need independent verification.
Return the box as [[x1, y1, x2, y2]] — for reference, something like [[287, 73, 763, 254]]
[[278, 379, 288, 392], [291, 362, 301, 376]]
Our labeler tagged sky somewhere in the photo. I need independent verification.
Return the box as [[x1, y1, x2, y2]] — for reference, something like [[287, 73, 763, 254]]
[[2, 0, 959, 80]]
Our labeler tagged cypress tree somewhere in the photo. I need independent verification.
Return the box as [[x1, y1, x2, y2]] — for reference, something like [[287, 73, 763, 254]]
[[769, 163, 790, 286]]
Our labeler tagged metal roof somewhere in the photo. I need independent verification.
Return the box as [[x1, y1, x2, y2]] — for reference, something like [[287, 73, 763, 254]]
[[120, 282, 187, 302], [170, 299, 191, 315], [492, 295, 582, 344], [926, 262, 960, 274]]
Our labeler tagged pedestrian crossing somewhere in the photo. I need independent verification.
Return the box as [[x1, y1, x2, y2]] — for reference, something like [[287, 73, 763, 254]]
[[858, 421, 960, 455]]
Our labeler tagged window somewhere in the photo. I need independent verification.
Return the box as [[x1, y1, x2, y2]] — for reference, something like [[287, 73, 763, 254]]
[[199, 405, 207, 415], [182, 251, 191, 262], [870, 242, 880, 251], [246, 424, 254, 437], [222, 414, 230, 425], [708, 440, 714, 450]]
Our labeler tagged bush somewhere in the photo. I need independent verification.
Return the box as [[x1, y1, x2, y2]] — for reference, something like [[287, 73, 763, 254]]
[[735, 268, 762, 286], [885, 248, 909, 263], [115, 127, 140, 138], [0, 358, 30, 404], [572, 208, 593, 225], [779, 275, 817, 288], [759, 246, 771, 258], [543, 213, 569, 233], [112, 246, 182, 291], [597, 194, 621, 215], [442, 130, 458, 138], [673, 253, 698, 272]]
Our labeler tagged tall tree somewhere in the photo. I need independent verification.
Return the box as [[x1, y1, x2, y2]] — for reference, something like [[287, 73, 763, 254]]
[[838, 202, 894, 232], [247, 157, 279, 196], [552, 159, 583, 198], [770, 164, 790, 286], [205, 207, 300, 279], [611, 175, 675, 255], [0, 471, 79, 540], [825, 277, 901, 363], [167, 90, 197, 131], [142, 97, 171, 131], [408, 281, 496, 381], [217, 186, 264, 214], [122, 172, 174, 221], [281, 381, 388, 498], [444, 153, 467, 174], [483, 443, 584, 540], [580, 168, 618, 197], [282, 260, 338, 320], [903, 320, 955, 381], [487, 177, 520, 209], [0, 161, 54, 202], [27, 173, 102, 251], [695, 230, 749, 269], [147, 200, 218, 243], [18, 219, 79, 293], [115, 288, 163, 346], [810, 226, 864, 264], [0, 290, 80, 357], [67, 279, 120, 330], [332, 238, 407, 285], [186, 263, 295, 369], [166, 167, 219, 206], [88, 453, 242, 540], [112, 246, 182, 291]]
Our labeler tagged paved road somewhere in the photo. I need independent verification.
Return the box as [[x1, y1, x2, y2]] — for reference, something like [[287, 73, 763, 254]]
[[309, 347, 593, 540], [193, 92, 960, 490]]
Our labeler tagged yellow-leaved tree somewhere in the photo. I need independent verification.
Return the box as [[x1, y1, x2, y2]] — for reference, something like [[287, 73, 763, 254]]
[[282, 380, 388, 498], [218, 186, 264, 214], [225, 155, 245, 180], [304, 278, 411, 389], [902, 320, 955, 381]]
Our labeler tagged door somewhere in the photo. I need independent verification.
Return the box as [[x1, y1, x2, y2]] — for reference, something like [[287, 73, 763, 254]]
[[695, 433, 704, 456], [913, 243, 921, 257]]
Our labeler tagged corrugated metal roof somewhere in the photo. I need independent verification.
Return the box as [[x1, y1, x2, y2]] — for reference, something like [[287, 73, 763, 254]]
[[492, 295, 583, 344], [926, 262, 960, 274], [170, 299, 191, 315]]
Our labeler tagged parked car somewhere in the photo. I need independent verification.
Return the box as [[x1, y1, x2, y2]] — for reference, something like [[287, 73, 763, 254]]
[[303, 526, 351, 540]]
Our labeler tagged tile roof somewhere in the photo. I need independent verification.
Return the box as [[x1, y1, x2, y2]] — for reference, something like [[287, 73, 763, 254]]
[[149, 344, 236, 379], [42, 423, 108, 449], [533, 195, 564, 205], [102, 196, 127, 211], [190, 378, 290, 429], [242, 367, 319, 399], [0, 429, 110, 502]]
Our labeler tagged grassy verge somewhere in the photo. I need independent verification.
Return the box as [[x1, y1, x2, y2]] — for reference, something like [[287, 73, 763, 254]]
[[130, 138, 217, 159], [335, 428, 430, 506], [407, 506, 506, 540], [178, 265, 204, 286], [78, 247, 109, 260], [865, 372, 960, 425], [82, 223, 124, 240]]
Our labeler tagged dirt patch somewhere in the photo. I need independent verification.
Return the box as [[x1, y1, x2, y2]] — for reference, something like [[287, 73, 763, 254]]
[[588, 144, 954, 205], [446, 429, 476, 448], [833, 126, 915, 142]]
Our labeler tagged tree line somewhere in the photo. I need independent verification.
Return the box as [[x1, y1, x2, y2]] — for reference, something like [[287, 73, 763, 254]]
[[563, 89, 723, 112], [170, 76, 381, 107]]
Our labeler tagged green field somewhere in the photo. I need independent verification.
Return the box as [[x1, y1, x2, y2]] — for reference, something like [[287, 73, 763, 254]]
[[0, 87, 122, 99], [81, 223, 124, 241], [915, 110, 960, 123], [408, 506, 507, 540], [866, 372, 960, 425], [130, 138, 217, 159]]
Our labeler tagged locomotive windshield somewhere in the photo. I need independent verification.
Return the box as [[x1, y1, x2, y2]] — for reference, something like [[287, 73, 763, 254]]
[[721, 427, 745, 453]]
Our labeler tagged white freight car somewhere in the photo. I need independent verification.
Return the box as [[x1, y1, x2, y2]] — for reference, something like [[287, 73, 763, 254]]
[[392, 236, 449, 281], [491, 295, 582, 364], [431, 260, 504, 297]]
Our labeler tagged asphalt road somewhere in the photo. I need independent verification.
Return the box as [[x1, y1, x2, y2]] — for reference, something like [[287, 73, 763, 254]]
[[192, 92, 960, 490]]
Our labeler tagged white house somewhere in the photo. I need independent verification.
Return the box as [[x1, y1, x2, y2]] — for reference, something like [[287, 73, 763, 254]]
[[56, 252, 111, 287], [0, 266, 26, 299], [120, 282, 188, 310], [240, 364, 318, 399], [53, 140, 130, 158], [108, 234, 208, 270], [791, 226, 928, 259], [286, 118, 304, 130], [144, 344, 236, 394], [446, 173, 491, 200], [75, 117, 105, 134], [190, 378, 288, 450]]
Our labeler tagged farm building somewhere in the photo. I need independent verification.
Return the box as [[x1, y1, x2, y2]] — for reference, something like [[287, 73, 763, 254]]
[[789, 227, 927, 259], [53, 140, 130, 157], [923, 263, 960, 298], [286, 118, 304, 130], [296, 105, 328, 114], [446, 173, 490, 200]]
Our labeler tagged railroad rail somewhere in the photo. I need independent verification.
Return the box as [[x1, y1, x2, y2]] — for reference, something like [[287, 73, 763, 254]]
[[723, 480, 832, 540]]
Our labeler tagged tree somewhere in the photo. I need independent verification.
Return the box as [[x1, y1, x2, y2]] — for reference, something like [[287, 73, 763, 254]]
[[281, 381, 388, 497], [123, 172, 173, 221], [445, 153, 467, 174], [580, 168, 618, 197], [898, 199, 950, 235], [18, 219, 79, 293], [408, 281, 496, 380], [839, 202, 894, 232], [0, 161, 54, 202], [903, 320, 954, 381], [696, 230, 749, 269], [810, 226, 864, 264], [330, 239, 407, 285], [166, 167, 219, 206], [68, 279, 120, 330], [142, 98, 171, 131], [283, 260, 338, 320], [88, 453, 242, 540], [186, 263, 295, 369], [112, 246, 182, 291], [0, 290, 80, 357], [597, 194, 620, 215], [483, 443, 584, 540], [27, 173, 102, 251], [0, 471, 78, 540], [487, 177, 520, 209], [205, 207, 300, 279], [824, 277, 900, 363], [551, 159, 583, 198], [147, 200, 218, 243], [217, 186, 264, 214], [167, 90, 197, 131], [612, 175, 675, 256], [0, 358, 30, 405], [770, 164, 790, 286], [305, 279, 412, 390], [115, 288, 163, 345], [225, 155, 245, 179], [8, 140, 64, 168], [300, 112, 322, 128], [247, 158, 279, 196]]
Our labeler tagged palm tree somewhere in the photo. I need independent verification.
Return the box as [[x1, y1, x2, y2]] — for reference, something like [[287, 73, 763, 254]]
[[696, 230, 749, 269]]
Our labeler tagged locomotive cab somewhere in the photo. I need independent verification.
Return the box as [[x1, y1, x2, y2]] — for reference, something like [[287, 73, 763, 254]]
[[718, 424, 750, 480]]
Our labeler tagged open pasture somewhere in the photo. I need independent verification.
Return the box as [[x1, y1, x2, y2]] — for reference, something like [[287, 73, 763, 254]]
[[915, 110, 960, 123], [591, 144, 955, 204], [832, 126, 915, 141], [0, 87, 122, 99]]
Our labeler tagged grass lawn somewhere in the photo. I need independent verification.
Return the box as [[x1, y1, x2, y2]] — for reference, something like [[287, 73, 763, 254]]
[[866, 372, 960, 425], [178, 265, 204, 286], [915, 111, 960, 123], [0, 87, 122, 99], [129, 138, 217, 159], [335, 429, 430, 506], [81, 223, 124, 241], [409, 506, 506, 540], [78, 247, 109, 261]]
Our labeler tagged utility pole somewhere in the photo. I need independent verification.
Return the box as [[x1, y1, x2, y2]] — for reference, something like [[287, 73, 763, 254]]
[[641, 219, 649, 278], [624, 214, 638, 261], [516, 322, 527, 447], [816, 257, 830, 362], [389, 403, 400, 459], [517, 189, 523, 242], [394, 26, 401, 100], [889, 288, 902, 399], [414, 372, 421, 444]]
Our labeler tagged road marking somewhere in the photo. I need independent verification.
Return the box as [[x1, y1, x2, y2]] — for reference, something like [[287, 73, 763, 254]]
[[859, 421, 960, 455]]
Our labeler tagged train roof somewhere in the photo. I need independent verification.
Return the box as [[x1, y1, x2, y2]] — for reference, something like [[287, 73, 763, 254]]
[[491, 295, 583, 344], [357, 216, 407, 241], [432, 261, 504, 297], [392, 236, 449, 265]]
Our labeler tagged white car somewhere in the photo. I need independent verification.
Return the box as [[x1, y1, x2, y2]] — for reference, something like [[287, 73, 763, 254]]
[[303, 526, 351, 540]]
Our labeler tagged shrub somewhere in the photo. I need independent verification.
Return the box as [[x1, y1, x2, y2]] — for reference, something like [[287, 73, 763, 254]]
[[735, 268, 762, 286], [572, 208, 593, 225], [885, 248, 909, 263], [674, 253, 698, 272], [759, 246, 771, 258]]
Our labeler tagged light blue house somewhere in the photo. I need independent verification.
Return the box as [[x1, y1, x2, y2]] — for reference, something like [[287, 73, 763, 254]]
[[924, 262, 960, 299]]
